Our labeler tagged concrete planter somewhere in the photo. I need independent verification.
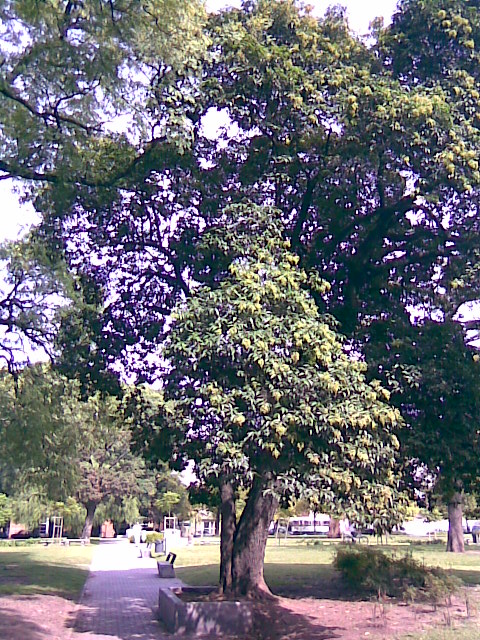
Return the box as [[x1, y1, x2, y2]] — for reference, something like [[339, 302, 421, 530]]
[[158, 586, 253, 636]]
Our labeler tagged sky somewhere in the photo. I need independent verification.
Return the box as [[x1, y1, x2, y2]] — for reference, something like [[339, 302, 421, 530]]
[[206, 0, 399, 35], [0, 0, 400, 243]]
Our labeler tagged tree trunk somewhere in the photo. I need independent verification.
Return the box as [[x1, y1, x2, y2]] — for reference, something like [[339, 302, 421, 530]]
[[81, 501, 98, 540], [219, 480, 236, 594], [446, 493, 464, 553], [328, 517, 341, 538], [229, 474, 278, 598]]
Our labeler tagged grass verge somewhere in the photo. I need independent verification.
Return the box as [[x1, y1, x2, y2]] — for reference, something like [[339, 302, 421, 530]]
[[400, 625, 479, 640], [172, 538, 480, 596], [0, 542, 96, 599]]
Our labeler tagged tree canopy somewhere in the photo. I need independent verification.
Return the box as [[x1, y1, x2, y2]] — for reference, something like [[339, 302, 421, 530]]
[[2, 0, 480, 554], [158, 203, 404, 595], [0, 365, 151, 538]]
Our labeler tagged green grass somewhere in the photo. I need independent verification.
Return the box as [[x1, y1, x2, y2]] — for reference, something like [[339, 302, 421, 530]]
[[171, 538, 480, 639], [400, 626, 479, 640], [171, 537, 480, 597], [0, 542, 96, 599]]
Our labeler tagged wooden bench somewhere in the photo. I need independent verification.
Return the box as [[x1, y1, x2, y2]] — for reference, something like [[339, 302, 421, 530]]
[[43, 538, 85, 546], [62, 538, 89, 546]]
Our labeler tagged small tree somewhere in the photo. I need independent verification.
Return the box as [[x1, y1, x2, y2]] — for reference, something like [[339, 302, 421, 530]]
[[161, 204, 405, 597], [0, 366, 149, 539], [0, 493, 12, 528]]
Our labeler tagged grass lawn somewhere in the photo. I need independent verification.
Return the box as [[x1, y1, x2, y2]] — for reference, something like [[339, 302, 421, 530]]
[[171, 537, 480, 639], [400, 627, 479, 640], [172, 537, 480, 596], [0, 542, 96, 599]]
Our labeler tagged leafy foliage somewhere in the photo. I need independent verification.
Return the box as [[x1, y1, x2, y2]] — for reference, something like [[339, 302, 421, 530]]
[[334, 546, 462, 603], [0, 365, 150, 534], [161, 203, 405, 532], [0, 0, 207, 185], [0, 493, 12, 527], [0, 237, 70, 371]]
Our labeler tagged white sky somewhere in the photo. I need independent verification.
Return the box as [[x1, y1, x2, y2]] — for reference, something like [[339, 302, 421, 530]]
[[206, 0, 399, 35]]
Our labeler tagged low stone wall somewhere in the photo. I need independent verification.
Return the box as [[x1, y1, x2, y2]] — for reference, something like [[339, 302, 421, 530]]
[[157, 561, 175, 578], [158, 586, 253, 636]]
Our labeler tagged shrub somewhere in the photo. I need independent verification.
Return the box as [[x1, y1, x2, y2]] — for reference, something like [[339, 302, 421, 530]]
[[333, 546, 461, 603], [0, 538, 43, 547], [145, 532, 164, 544]]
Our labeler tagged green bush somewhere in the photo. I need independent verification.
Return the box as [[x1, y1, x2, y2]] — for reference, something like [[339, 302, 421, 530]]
[[145, 532, 164, 544], [333, 546, 461, 603], [0, 538, 44, 547]]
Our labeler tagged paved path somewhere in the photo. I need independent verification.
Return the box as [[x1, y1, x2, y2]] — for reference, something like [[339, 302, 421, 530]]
[[72, 539, 183, 640]]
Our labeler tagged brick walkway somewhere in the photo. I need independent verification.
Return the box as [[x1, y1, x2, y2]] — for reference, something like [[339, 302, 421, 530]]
[[71, 538, 183, 640]]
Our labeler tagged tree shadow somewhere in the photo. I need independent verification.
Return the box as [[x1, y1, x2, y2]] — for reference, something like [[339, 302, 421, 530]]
[[176, 562, 357, 602], [0, 552, 90, 600], [251, 599, 344, 640], [0, 605, 47, 640], [66, 564, 348, 640], [0, 561, 90, 600], [67, 566, 174, 640], [452, 566, 480, 586], [264, 563, 361, 601]]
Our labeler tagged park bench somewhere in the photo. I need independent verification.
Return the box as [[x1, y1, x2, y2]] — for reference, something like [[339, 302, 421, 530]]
[[157, 552, 177, 578], [342, 531, 369, 544], [43, 538, 85, 546]]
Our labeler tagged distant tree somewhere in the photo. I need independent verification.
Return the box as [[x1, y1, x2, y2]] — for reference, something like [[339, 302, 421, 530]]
[[0, 366, 150, 538], [146, 464, 191, 524], [0, 493, 12, 528], [373, 319, 480, 552]]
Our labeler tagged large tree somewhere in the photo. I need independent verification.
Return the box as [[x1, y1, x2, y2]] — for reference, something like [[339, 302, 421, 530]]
[[0, 237, 70, 371], [5, 0, 480, 551], [31, 0, 480, 379], [158, 204, 404, 597], [0, 0, 206, 185]]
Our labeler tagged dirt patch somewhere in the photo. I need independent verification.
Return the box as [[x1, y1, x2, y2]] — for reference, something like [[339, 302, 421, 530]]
[[177, 592, 222, 603], [0, 595, 77, 640], [0, 589, 478, 640], [0, 595, 109, 640], [251, 590, 480, 640]]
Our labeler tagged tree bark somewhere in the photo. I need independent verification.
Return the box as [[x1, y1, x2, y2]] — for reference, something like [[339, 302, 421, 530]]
[[81, 501, 98, 540], [219, 479, 236, 594], [229, 474, 278, 598], [328, 517, 341, 538], [446, 493, 464, 553]]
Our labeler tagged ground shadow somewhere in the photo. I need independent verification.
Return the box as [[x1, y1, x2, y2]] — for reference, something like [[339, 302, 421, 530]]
[[66, 564, 348, 640], [0, 605, 47, 640], [264, 563, 358, 601], [175, 562, 357, 602], [452, 566, 480, 586], [67, 566, 170, 640], [0, 552, 90, 600], [251, 599, 343, 640]]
